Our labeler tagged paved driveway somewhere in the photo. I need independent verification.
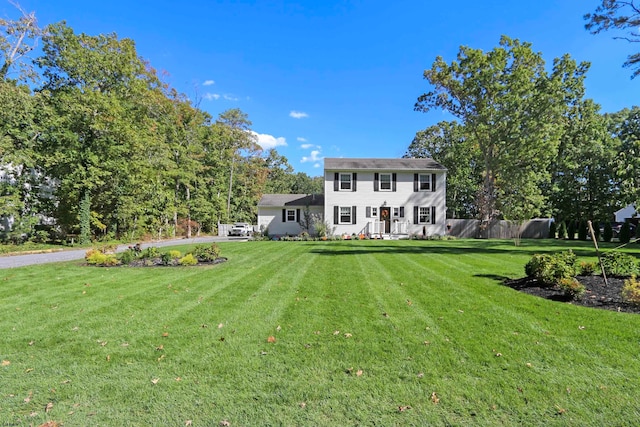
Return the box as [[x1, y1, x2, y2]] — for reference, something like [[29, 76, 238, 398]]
[[0, 236, 245, 269]]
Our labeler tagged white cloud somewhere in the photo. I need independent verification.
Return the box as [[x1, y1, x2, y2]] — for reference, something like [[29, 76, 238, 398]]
[[313, 163, 321, 168], [297, 137, 307, 142], [203, 80, 215, 86], [203, 93, 220, 101], [301, 150, 322, 163], [300, 143, 313, 149], [290, 111, 309, 119], [251, 131, 287, 150], [224, 94, 239, 101]]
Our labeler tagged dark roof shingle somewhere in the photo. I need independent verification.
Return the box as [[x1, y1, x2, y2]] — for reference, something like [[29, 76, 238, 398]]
[[258, 194, 325, 207], [324, 158, 446, 171]]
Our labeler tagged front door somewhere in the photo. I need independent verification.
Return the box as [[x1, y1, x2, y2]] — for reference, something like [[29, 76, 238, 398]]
[[380, 207, 391, 234]]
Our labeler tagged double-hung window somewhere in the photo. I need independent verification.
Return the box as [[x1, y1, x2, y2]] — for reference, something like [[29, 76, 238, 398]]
[[418, 207, 430, 224], [340, 173, 352, 191], [286, 209, 296, 222], [340, 206, 352, 224], [419, 174, 431, 191], [379, 173, 392, 191]]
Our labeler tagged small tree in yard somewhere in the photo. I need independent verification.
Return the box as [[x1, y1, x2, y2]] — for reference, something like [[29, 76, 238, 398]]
[[578, 220, 588, 240], [620, 221, 631, 244], [558, 221, 568, 239]]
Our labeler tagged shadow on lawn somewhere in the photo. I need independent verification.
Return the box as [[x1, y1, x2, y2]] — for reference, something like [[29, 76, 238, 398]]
[[308, 240, 603, 258]]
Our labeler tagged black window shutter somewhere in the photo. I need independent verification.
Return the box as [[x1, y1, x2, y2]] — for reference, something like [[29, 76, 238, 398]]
[[374, 173, 379, 191], [366, 206, 371, 218], [352, 173, 357, 191], [296, 208, 300, 223], [334, 173, 340, 191], [432, 206, 436, 224], [414, 174, 418, 192], [352, 206, 357, 224], [413, 206, 418, 224], [399, 206, 405, 218], [392, 173, 397, 192], [432, 173, 436, 192], [334, 206, 339, 224], [282, 209, 286, 222]]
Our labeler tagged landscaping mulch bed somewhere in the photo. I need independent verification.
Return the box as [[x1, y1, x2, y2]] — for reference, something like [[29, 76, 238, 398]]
[[505, 275, 640, 314], [125, 257, 228, 267]]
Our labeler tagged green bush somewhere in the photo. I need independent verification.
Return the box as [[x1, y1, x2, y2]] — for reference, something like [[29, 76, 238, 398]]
[[620, 222, 631, 244], [179, 253, 198, 266], [622, 275, 640, 305], [557, 277, 585, 300], [603, 222, 613, 242], [567, 221, 576, 240], [524, 250, 578, 287], [85, 249, 119, 266], [548, 221, 557, 239], [192, 244, 221, 262], [579, 261, 597, 276], [141, 246, 161, 259], [601, 252, 639, 277], [161, 250, 182, 266], [118, 248, 137, 265]]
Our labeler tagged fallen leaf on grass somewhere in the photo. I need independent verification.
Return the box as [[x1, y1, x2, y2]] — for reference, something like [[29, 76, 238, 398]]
[[276, 325, 281, 332], [156, 345, 164, 351], [157, 355, 165, 361], [25, 368, 34, 373], [398, 405, 412, 412], [162, 332, 169, 337], [1, 360, 10, 366], [201, 324, 208, 328], [267, 336, 276, 343], [406, 300, 412, 306], [382, 312, 389, 318], [38, 422, 60, 427], [344, 333, 352, 338], [30, 412, 38, 417], [29, 340, 35, 346], [24, 391, 33, 403], [417, 372, 424, 378], [45, 402, 54, 412], [578, 326, 586, 330], [106, 355, 111, 362], [333, 330, 340, 335], [185, 420, 192, 426], [218, 323, 224, 329], [175, 377, 182, 381], [151, 378, 159, 385], [356, 369, 363, 377], [219, 420, 230, 426], [431, 392, 440, 404], [299, 402, 306, 408]]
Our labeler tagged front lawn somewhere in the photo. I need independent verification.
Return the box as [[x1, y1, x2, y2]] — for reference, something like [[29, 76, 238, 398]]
[[1, 239, 639, 426]]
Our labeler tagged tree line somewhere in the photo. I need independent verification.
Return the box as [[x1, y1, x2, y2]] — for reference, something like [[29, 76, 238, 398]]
[[407, 35, 639, 232], [0, 10, 321, 244]]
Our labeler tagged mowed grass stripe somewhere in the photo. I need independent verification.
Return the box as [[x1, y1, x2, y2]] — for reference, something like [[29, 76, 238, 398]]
[[3, 240, 640, 426]]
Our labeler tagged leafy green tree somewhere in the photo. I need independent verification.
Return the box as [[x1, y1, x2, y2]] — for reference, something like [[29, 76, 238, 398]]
[[415, 36, 589, 231], [406, 120, 480, 218], [603, 221, 614, 242], [620, 221, 632, 243], [585, 0, 640, 78], [606, 107, 640, 208], [35, 22, 162, 239], [0, 2, 43, 82]]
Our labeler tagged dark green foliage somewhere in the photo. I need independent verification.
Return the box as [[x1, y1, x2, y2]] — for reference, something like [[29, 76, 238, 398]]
[[578, 220, 588, 240], [118, 248, 137, 265], [548, 221, 557, 239], [603, 222, 613, 242], [601, 252, 639, 277], [620, 222, 631, 244], [192, 243, 221, 262], [593, 223, 601, 241], [567, 221, 576, 240], [141, 246, 161, 259], [558, 221, 568, 239], [524, 250, 578, 287]]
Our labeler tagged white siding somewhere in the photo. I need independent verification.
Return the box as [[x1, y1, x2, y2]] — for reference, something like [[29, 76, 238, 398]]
[[324, 169, 447, 236], [257, 206, 324, 236]]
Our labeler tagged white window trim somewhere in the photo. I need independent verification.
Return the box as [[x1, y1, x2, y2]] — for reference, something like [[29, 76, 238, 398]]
[[285, 209, 296, 222], [339, 206, 352, 224], [379, 173, 392, 191], [371, 206, 378, 218], [419, 174, 431, 191], [339, 173, 352, 191], [418, 206, 431, 224]]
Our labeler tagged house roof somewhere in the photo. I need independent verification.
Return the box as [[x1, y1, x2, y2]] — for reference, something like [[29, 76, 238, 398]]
[[258, 194, 325, 207], [324, 157, 447, 171]]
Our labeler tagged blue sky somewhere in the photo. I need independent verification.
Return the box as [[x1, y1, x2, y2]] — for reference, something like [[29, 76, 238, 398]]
[[5, 0, 638, 176]]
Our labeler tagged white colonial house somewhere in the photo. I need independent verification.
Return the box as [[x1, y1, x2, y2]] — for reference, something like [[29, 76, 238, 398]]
[[257, 157, 447, 239], [257, 193, 325, 236], [324, 158, 447, 237]]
